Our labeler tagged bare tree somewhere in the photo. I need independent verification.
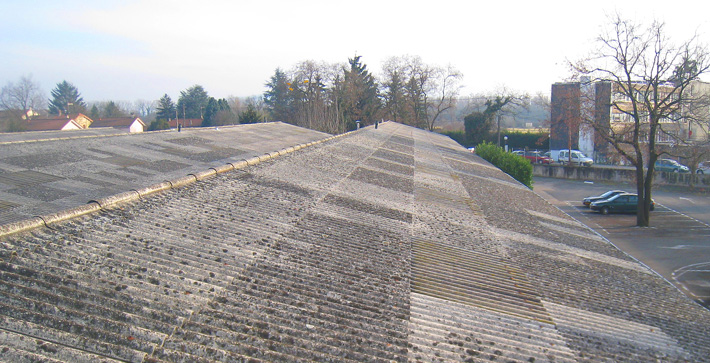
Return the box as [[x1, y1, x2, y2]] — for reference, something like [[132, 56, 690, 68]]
[[426, 64, 462, 131], [551, 83, 583, 165], [573, 14, 710, 226], [381, 55, 463, 131], [290, 60, 333, 132], [134, 99, 157, 118], [0, 75, 45, 121], [670, 142, 710, 186]]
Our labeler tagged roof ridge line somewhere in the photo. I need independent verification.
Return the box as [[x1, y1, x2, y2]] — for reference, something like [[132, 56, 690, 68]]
[[0, 133, 347, 239]]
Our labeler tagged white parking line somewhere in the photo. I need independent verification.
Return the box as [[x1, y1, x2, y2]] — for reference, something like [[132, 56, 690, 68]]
[[563, 201, 610, 234], [673, 262, 710, 299], [657, 203, 710, 229]]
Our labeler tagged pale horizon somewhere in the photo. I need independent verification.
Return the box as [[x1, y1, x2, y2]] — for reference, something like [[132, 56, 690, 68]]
[[2, 0, 708, 103]]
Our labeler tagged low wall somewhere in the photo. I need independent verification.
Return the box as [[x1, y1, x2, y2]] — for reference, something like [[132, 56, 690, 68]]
[[533, 164, 710, 187]]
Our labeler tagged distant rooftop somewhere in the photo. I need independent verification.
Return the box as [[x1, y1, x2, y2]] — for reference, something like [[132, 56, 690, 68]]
[[91, 117, 146, 129], [0, 122, 331, 225], [1, 122, 709, 362]]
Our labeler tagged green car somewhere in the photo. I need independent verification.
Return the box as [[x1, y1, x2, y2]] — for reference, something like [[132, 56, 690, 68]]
[[590, 193, 655, 214], [655, 158, 690, 173]]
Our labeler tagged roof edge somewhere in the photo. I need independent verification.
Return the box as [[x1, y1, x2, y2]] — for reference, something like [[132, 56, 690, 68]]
[[0, 131, 349, 239]]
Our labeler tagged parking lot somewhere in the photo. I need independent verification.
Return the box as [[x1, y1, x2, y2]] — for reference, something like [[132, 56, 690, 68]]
[[534, 176, 710, 309]]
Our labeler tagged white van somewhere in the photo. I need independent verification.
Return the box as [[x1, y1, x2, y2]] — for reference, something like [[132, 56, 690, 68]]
[[558, 149, 593, 167]]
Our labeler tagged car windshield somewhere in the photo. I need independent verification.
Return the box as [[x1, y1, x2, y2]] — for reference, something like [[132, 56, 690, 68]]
[[599, 190, 618, 198], [607, 194, 622, 201]]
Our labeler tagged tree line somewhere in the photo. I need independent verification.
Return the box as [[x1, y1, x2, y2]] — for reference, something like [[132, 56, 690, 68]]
[[263, 55, 462, 134], [0, 78, 264, 132], [1, 54, 465, 134]]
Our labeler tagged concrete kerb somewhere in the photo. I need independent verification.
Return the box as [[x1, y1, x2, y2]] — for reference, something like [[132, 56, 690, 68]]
[[0, 135, 340, 238]]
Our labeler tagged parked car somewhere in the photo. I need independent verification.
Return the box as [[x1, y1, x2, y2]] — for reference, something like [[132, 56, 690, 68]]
[[695, 161, 710, 174], [513, 150, 553, 164], [590, 193, 655, 215], [558, 149, 593, 167], [582, 190, 626, 207], [654, 159, 690, 173]]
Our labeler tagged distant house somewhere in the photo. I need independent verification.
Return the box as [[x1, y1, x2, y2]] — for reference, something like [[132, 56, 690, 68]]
[[65, 113, 93, 129], [91, 117, 146, 133], [24, 117, 85, 131], [168, 118, 203, 128], [20, 108, 41, 120], [24, 113, 94, 131]]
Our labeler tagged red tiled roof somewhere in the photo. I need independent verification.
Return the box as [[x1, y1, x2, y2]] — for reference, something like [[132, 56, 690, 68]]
[[168, 118, 203, 128], [91, 117, 145, 128], [29, 113, 87, 122], [26, 113, 93, 130], [24, 118, 82, 131]]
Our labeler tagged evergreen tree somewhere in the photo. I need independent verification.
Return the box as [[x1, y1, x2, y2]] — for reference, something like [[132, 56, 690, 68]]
[[103, 101, 124, 118], [89, 105, 100, 120], [340, 55, 381, 130], [148, 119, 171, 131], [48, 80, 86, 115], [464, 112, 490, 146], [203, 97, 231, 126], [263, 68, 293, 122], [239, 103, 262, 124], [177, 85, 209, 119], [156, 94, 176, 121], [382, 69, 405, 122]]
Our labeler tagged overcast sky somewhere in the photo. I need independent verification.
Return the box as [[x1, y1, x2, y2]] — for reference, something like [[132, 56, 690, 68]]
[[2, 0, 709, 103]]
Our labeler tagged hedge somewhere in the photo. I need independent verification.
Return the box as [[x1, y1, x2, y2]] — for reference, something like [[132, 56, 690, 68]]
[[474, 142, 533, 189]]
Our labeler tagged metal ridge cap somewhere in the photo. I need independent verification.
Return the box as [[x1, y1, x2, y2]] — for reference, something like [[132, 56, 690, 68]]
[[0, 217, 46, 239], [0, 137, 338, 239], [39, 203, 103, 226]]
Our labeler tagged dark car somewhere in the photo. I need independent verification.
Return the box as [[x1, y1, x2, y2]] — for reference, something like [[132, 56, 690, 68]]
[[582, 190, 626, 207], [590, 193, 655, 214]]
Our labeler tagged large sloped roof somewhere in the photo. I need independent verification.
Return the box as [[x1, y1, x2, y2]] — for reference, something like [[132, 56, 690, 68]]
[[1, 122, 709, 362], [0, 122, 331, 225]]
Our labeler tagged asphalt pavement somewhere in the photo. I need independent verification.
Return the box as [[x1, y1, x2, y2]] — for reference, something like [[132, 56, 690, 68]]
[[534, 176, 710, 310]]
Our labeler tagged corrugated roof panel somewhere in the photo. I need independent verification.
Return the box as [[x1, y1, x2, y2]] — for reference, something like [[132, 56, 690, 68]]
[[0, 122, 709, 362]]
